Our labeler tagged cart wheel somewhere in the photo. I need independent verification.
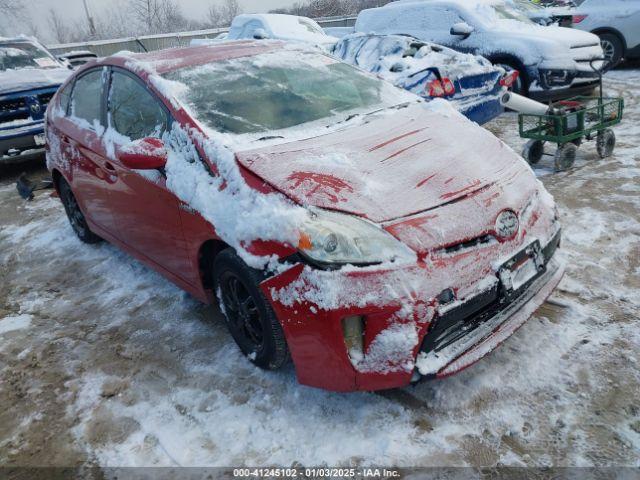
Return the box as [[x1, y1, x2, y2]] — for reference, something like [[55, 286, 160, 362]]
[[597, 129, 616, 159], [554, 143, 577, 172], [522, 140, 544, 165]]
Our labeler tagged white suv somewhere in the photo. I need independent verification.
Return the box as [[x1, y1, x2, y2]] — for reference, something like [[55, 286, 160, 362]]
[[571, 0, 640, 65]]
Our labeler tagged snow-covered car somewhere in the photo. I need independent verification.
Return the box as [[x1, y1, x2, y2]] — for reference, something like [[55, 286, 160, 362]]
[[570, 0, 640, 65], [508, 0, 573, 26], [1, 36, 71, 163], [226, 14, 339, 49], [46, 41, 564, 392], [354, 0, 605, 100], [332, 33, 514, 125], [56, 50, 98, 69]]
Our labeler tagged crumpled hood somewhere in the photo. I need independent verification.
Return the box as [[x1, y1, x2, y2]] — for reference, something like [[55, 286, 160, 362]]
[[236, 102, 534, 224], [0, 67, 70, 95]]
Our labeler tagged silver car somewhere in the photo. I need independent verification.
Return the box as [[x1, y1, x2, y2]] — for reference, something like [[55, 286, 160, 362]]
[[571, 0, 640, 64]]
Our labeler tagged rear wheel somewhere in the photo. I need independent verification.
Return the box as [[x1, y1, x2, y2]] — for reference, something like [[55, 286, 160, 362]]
[[213, 249, 289, 370], [59, 178, 102, 244], [599, 33, 623, 67], [597, 129, 616, 159], [554, 143, 577, 172], [522, 139, 544, 165]]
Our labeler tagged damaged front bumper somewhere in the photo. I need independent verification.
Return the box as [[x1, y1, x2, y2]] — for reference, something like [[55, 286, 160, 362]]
[[261, 229, 564, 392]]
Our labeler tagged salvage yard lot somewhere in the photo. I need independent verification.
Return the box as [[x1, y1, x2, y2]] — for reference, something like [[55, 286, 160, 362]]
[[0, 67, 638, 468]]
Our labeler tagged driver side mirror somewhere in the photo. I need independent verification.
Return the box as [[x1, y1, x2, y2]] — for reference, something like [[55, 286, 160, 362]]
[[253, 28, 268, 40], [450, 22, 474, 39], [117, 137, 167, 170]]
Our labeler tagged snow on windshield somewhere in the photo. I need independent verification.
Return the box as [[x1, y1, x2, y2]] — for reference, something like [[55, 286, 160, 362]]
[[0, 42, 59, 71], [162, 51, 408, 135]]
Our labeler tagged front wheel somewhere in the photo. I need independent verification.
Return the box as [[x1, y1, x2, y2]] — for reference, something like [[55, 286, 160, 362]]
[[213, 249, 289, 370], [59, 178, 102, 244], [554, 143, 577, 172], [599, 33, 623, 67], [522, 139, 544, 165], [597, 129, 616, 159]]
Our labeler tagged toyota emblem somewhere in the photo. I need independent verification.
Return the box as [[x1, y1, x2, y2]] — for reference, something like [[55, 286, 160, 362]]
[[495, 210, 519, 239]]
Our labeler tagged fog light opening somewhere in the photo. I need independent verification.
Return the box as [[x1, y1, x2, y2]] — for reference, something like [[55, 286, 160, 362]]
[[342, 315, 365, 364]]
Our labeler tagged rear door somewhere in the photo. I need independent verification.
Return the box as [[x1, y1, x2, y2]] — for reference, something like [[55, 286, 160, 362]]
[[103, 68, 192, 281], [60, 67, 121, 235]]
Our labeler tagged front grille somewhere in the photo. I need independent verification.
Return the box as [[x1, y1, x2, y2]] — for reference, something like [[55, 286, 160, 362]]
[[438, 234, 495, 256], [422, 229, 561, 356], [38, 92, 55, 107], [0, 98, 26, 112]]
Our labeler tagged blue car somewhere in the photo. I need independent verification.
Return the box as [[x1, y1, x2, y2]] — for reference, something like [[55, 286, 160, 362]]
[[331, 34, 515, 125], [1, 37, 71, 163]]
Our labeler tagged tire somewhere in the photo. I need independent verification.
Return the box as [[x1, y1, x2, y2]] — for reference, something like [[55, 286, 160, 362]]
[[58, 178, 102, 244], [597, 129, 616, 159], [497, 63, 526, 96], [522, 139, 544, 165], [599, 33, 623, 67], [554, 143, 577, 172], [213, 249, 289, 370]]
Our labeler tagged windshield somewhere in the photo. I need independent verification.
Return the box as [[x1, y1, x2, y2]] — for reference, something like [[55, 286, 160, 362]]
[[493, 5, 537, 24], [164, 51, 410, 135], [0, 42, 60, 71]]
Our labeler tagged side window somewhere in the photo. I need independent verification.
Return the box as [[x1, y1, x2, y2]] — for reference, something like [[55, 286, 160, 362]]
[[108, 71, 168, 141], [57, 81, 73, 115], [71, 69, 104, 126]]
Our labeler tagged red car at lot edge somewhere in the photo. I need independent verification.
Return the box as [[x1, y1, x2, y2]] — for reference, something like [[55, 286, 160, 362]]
[[46, 41, 565, 392]]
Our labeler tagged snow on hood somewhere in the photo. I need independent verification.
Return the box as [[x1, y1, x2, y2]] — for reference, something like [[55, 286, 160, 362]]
[[332, 33, 499, 88], [236, 101, 531, 224], [0, 67, 70, 95]]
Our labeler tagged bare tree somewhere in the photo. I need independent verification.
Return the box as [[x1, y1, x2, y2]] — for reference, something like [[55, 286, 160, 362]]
[[129, 0, 189, 34], [207, 0, 242, 28], [48, 9, 72, 43]]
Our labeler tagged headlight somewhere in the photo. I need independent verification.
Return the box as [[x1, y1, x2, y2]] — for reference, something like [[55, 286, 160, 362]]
[[297, 208, 416, 266]]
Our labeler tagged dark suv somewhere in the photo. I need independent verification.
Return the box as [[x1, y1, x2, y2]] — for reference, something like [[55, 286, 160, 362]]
[[0, 37, 70, 163]]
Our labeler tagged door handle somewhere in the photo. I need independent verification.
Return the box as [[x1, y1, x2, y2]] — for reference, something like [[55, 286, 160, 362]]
[[104, 161, 116, 172]]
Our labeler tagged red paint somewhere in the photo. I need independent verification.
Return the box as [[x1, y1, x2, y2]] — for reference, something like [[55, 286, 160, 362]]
[[416, 174, 437, 188], [368, 128, 427, 152], [382, 138, 432, 162], [285, 171, 354, 203], [47, 43, 562, 392]]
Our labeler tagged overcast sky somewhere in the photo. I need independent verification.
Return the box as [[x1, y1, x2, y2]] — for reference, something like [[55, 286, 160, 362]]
[[26, 0, 297, 41]]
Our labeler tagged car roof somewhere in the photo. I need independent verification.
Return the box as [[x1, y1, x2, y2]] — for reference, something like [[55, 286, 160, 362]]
[[105, 40, 281, 75]]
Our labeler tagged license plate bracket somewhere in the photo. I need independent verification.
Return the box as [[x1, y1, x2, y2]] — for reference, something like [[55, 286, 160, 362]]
[[498, 241, 545, 301]]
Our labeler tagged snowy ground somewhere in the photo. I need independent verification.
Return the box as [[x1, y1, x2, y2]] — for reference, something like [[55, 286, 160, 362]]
[[0, 67, 639, 470]]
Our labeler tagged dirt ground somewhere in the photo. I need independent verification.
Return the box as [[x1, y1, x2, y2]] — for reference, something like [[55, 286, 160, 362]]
[[0, 67, 638, 472]]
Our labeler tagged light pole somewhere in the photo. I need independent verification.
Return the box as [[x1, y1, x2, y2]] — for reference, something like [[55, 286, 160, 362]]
[[82, 0, 97, 38]]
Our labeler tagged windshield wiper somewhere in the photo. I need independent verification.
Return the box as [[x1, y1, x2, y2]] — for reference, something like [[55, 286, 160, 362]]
[[256, 135, 285, 141], [327, 101, 414, 128]]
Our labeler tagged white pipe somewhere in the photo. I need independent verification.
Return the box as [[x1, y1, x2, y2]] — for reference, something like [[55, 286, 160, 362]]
[[500, 92, 549, 115]]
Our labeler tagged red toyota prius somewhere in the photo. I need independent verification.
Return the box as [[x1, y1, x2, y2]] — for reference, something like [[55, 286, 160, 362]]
[[46, 41, 564, 392]]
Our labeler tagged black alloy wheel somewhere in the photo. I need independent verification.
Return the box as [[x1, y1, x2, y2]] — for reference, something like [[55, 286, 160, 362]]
[[59, 178, 102, 244], [213, 249, 289, 370]]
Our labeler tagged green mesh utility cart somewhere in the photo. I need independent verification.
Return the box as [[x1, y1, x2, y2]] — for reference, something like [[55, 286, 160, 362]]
[[519, 96, 624, 171]]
